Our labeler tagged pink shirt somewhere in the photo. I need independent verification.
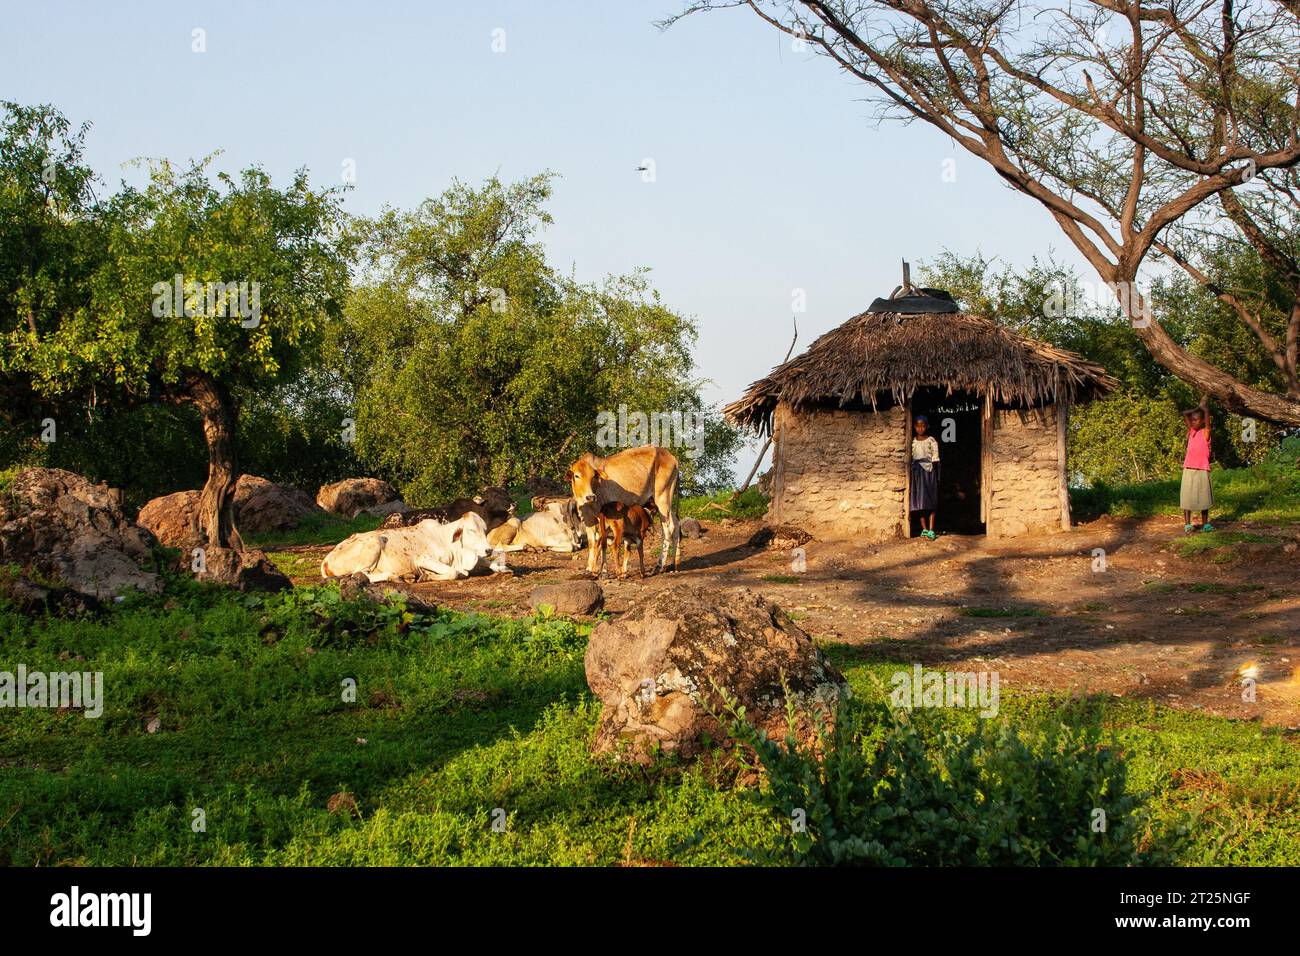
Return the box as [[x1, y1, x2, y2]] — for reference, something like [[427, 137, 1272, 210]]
[[1184, 427, 1210, 471]]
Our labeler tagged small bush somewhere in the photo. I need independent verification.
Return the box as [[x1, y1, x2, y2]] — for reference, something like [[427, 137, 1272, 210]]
[[679, 487, 768, 521], [728, 695, 1180, 866]]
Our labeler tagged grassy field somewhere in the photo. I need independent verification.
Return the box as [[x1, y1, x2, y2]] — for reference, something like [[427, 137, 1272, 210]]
[[1071, 438, 1300, 525], [2, 578, 1297, 866]]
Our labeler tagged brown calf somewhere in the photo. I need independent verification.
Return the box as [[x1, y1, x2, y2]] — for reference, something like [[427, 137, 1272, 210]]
[[596, 502, 655, 579]]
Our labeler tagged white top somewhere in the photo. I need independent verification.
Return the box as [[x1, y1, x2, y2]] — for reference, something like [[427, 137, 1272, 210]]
[[911, 436, 940, 472]]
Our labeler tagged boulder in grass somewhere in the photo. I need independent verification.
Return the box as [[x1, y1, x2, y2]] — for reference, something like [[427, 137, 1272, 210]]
[[192, 546, 291, 592], [136, 490, 205, 552], [317, 478, 402, 519], [0, 468, 161, 599], [138, 475, 319, 549], [362, 499, 408, 519], [0, 574, 103, 616], [584, 585, 847, 765], [529, 580, 604, 616], [232, 476, 320, 534]]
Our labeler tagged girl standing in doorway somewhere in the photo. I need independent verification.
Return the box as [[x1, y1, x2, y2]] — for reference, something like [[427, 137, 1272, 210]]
[[910, 415, 940, 540]]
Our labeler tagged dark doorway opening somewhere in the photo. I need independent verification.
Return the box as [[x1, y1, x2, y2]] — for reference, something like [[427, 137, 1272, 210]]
[[909, 387, 984, 535]]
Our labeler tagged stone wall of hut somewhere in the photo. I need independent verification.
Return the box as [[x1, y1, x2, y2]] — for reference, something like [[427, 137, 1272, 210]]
[[768, 400, 1066, 539], [770, 403, 906, 539], [986, 404, 1063, 537]]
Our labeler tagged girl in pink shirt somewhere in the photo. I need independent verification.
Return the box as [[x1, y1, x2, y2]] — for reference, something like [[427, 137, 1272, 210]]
[[1180, 399, 1214, 533]]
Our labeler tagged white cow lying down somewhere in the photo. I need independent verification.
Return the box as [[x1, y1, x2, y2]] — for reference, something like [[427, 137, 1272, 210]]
[[503, 498, 585, 553], [321, 513, 492, 583]]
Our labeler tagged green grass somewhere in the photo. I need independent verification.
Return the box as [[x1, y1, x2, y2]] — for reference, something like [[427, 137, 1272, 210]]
[[247, 511, 381, 550], [266, 550, 324, 580], [678, 487, 768, 521], [0, 584, 768, 866], [820, 646, 1300, 866], [2, 583, 1297, 866], [1171, 530, 1275, 559], [959, 606, 1050, 618], [1072, 445, 1300, 525]]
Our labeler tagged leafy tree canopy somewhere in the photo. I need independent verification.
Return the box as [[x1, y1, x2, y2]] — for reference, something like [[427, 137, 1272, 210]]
[[336, 174, 741, 503]]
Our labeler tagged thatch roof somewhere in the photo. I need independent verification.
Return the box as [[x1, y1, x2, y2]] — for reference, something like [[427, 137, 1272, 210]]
[[724, 303, 1117, 435]]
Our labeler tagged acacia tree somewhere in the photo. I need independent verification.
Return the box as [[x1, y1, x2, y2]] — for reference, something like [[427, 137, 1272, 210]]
[[335, 174, 735, 502], [668, 0, 1300, 423], [1, 103, 351, 548]]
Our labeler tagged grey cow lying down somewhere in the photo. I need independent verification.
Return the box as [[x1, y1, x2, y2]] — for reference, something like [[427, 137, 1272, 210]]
[[321, 513, 492, 583]]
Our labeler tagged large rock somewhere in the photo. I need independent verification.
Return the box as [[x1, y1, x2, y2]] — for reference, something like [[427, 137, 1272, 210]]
[[137, 476, 319, 548], [317, 478, 401, 519], [136, 490, 204, 551], [530, 580, 604, 616], [362, 499, 408, 519], [193, 546, 291, 592], [233, 475, 319, 533], [585, 586, 847, 764], [0, 574, 103, 616], [0, 468, 161, 598]]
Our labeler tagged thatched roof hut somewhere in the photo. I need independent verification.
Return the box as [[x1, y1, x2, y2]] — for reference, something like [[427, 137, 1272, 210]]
[[725, 286, 1116, 539]]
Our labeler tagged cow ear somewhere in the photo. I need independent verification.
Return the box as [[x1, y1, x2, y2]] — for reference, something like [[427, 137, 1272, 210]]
[[590, 472, 601, 489], [452, 527, 463, 542], [564, 469, 573, 483]]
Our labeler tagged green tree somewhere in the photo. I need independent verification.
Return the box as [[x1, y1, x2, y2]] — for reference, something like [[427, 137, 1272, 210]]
[[920, 249, 1290, 483], [0, 102, 102, 429], [336, 174, 737, 503], [1, 102, 351, 547]]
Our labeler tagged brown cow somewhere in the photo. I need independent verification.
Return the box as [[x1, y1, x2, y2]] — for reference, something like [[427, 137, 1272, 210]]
[[567, 445, 680, 574]]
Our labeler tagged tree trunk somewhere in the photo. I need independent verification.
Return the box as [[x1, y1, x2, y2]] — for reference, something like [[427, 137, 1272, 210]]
[[189, 375, 243, 550], [1114, 272, 1300, 426]]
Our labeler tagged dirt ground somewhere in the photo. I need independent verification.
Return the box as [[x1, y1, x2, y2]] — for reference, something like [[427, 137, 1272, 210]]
[[285, 515, 1300, 728]]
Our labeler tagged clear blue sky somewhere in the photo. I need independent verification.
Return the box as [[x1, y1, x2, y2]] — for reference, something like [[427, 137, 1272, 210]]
[[3, 0, 1090, 460]]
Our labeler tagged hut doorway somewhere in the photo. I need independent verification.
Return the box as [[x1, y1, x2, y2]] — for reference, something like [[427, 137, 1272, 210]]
[[910, 387, 985, 535]]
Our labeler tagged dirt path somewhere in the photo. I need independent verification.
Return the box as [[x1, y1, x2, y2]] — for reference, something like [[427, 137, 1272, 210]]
[[285, 515, 1300, 728]]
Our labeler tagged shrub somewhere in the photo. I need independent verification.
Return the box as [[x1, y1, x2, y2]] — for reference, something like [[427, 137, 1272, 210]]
[[728, 694, 1180, 866]]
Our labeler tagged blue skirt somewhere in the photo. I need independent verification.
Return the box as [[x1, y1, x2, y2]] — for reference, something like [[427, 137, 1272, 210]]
[[910, 462, 938, 512]]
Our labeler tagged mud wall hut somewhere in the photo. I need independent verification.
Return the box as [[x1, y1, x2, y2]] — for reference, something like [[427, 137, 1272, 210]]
[[724, 288, 1116, 540]]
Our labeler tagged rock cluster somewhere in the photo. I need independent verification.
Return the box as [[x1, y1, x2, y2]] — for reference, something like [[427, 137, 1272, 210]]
[[0, 468, 160, 599]]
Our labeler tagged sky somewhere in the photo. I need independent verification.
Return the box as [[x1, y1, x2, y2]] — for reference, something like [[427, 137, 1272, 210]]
[[2, 0, 1097, 470]]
